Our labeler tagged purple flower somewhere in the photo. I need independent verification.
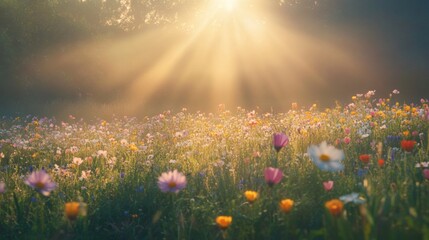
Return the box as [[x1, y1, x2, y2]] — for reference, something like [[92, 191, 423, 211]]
[[24, 170, 57, 196], [157, 170, 187, 193], [0, 182, 5, 194], [264, 167, 283, 186], [273, 133, 289, 152]]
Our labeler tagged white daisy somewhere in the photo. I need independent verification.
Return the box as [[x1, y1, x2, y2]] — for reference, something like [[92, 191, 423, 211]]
[[307, 141, 344, 172]]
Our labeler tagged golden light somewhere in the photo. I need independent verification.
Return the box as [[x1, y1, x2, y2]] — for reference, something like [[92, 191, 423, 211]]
[[31, 1, 383, 116], [222, 0, 238, 12]]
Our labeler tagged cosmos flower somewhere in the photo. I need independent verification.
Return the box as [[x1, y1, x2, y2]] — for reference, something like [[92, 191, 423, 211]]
[[307, 141, 344, 172], [325, 199, 344, 217], [264, 167, 283, 186], [323, 181, 334, 191], [157, 170, 187, 193], [24, 170, 57, 196], [216, 216, 232, 230], [279, 199, 294, 213], [244, 191, 258, 203], [273, 133, 289, 152], [401, 140, 416, 152]]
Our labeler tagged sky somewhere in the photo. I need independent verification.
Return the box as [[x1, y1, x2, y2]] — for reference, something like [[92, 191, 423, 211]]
[[1, 0, 428, 118]]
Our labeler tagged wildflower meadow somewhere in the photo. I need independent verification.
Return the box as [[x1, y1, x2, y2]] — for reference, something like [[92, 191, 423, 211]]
[[0, 90, 429, 239]]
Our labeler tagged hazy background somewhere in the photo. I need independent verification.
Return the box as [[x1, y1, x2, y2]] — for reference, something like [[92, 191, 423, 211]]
[[1, 0, 428, 118]]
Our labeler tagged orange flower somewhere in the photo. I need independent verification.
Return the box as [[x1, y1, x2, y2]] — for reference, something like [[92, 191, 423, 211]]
[[359, 154, 371, 164], [279, 199, 294, 213], [325, 199, 344, 217], [244, 191, 258, 204], [216, 216, 232, 230], [401, 140, 416, 152], [378, 159, 385, 167], [65, 202, 80, 221]]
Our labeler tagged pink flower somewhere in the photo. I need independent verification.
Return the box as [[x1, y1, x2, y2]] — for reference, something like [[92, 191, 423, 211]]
[[24, 170, 57, 196], [344, 128, 351, 135], [158, 170, 187, 193], [0, 182, 5, 194], [273, 133, 289, 152], [323, 181, 334, 191], [423, 169, 429, 180], [264, 167, 283, 186], [343, 137, 351, 144]]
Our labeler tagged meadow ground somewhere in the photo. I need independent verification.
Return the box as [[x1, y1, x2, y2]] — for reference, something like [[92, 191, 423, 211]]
[[1, 91, 429, 239]]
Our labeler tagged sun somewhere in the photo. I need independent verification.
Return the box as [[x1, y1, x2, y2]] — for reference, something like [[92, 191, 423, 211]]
[[222, 0, 238, 12]]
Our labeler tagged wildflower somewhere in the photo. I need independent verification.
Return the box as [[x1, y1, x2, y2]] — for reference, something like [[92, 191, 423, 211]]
[[392, 89, 400, 95], [357, 168, 368, 177], [307, 141, 344, 172], [158, 170, 187, 193], [65, 202, 80, 221], [401, 140, 416, 152], [273, 133, 289, 152], [73, 157, 83, 166], [86, 156, 93, 165], [323, 181, 334, 191], [24, 170, 56, 196], [79, 170, 91, 181], [97, 150, 107, 158], [279, 199, 294, 213], [423, 169, 429, 180], [216, 216, 232, 230], [244, 191, 258, 203], [0, 182, 5, 193], [340, 193, 366, 204], [129, 143, 139, 152], [264, 167, 283, 186], [416, 162, 429, 168], [343, 137, 351, 144], [378, 159, 385, 167], [325, 199, 344, 217], [291, 102, 298, 110], [359, 154, 371, 164]]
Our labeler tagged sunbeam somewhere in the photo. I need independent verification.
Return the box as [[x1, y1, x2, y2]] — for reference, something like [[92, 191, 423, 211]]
[[29, 0, 384, 116]]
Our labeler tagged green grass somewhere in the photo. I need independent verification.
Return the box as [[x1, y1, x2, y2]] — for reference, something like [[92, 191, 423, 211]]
[[1, 95, 429, 239]]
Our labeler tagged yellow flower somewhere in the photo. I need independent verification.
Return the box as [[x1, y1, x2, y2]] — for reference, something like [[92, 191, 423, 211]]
[[325, 199, 344, 217], [129, 144, 139, 152], [65, 202, 80, 221], [216, 216, 232, 230], [279, 199, 294, 213], [403, 105, 411, 112], [244, 191, 258, 203]]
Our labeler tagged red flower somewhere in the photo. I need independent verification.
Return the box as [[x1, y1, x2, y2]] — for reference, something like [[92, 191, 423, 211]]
[[359, 154, 371, 164], [401, 140, 416, 152], [378, 159, 385, 167]]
